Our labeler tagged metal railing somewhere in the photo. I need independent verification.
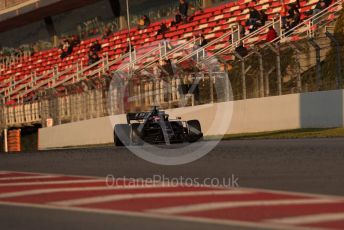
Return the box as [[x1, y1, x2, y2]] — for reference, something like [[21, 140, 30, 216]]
[[176, 23, 242, 64], [115, 45, 161, 73], [4, 70, 53, 99], [0, 0, 38, 11], [26, 51, 129, 93], [238, 0, 343, 86], [0, 49, 33, 72], [50, 53, 114, 88], [197, 0, 342, 73], [139, 36, 202, 71], [2, 50, 132, 101], [259, 0, 343, 51], [17, 65, 76, 99], [107, 52, 129, 68], [199, 19, 277, 65]]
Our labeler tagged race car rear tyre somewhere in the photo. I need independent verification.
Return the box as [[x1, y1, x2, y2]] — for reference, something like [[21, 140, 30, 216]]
[[187, 120, 203, 143], [130, 123, 144, 145], [114, 124, 130, 146]]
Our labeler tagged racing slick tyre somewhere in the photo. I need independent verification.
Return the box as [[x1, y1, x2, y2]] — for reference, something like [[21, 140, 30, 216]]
[[187, 120, 203, 143], [114, 124, 130, 146], [130, 123, 144, 146], [170, 121, 185, 143]]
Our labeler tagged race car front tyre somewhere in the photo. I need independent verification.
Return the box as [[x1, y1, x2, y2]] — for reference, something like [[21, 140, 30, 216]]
[[114, 124, 130, 146], [130, 123, 144, 145], [187, 120, 203, 143]]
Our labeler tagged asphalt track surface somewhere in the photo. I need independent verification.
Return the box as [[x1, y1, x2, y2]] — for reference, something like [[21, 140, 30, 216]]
[[0, 138, 343, 230]]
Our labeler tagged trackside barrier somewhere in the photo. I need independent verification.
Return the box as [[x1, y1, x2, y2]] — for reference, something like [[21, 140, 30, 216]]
[[7, 129, 21, 152]]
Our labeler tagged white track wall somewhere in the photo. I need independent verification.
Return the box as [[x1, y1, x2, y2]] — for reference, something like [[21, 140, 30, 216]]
[[38, 89, 344, 150]]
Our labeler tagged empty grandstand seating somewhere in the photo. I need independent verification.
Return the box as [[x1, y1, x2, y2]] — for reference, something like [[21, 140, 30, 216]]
[[0, 0, 342, 104]]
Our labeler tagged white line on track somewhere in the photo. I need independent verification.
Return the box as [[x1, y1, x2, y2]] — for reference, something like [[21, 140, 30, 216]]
[[148, 199, 339, 214], [0, 175, 60, 181], [0, 186, 119, 198], [0, 179, 104, 187], [0, 200, 320, 230], [0, 184, 192, 198], [245, 187, 344, 202], [51, 190, 253, 207], [0, 171, 99, 179], [0, 171, 48, 176], [267, 212, 344, 225]]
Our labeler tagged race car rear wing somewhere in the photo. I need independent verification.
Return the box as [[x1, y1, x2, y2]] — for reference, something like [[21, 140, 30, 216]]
[[126, 112, 147, 123], [126, 107, 166, 124]]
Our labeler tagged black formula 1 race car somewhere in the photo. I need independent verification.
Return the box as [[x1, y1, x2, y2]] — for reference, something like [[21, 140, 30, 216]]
[[113, 107, 203, 146]]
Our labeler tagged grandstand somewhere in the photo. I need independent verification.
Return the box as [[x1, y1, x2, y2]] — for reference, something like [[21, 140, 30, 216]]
[[0, 0, 343, 148]]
